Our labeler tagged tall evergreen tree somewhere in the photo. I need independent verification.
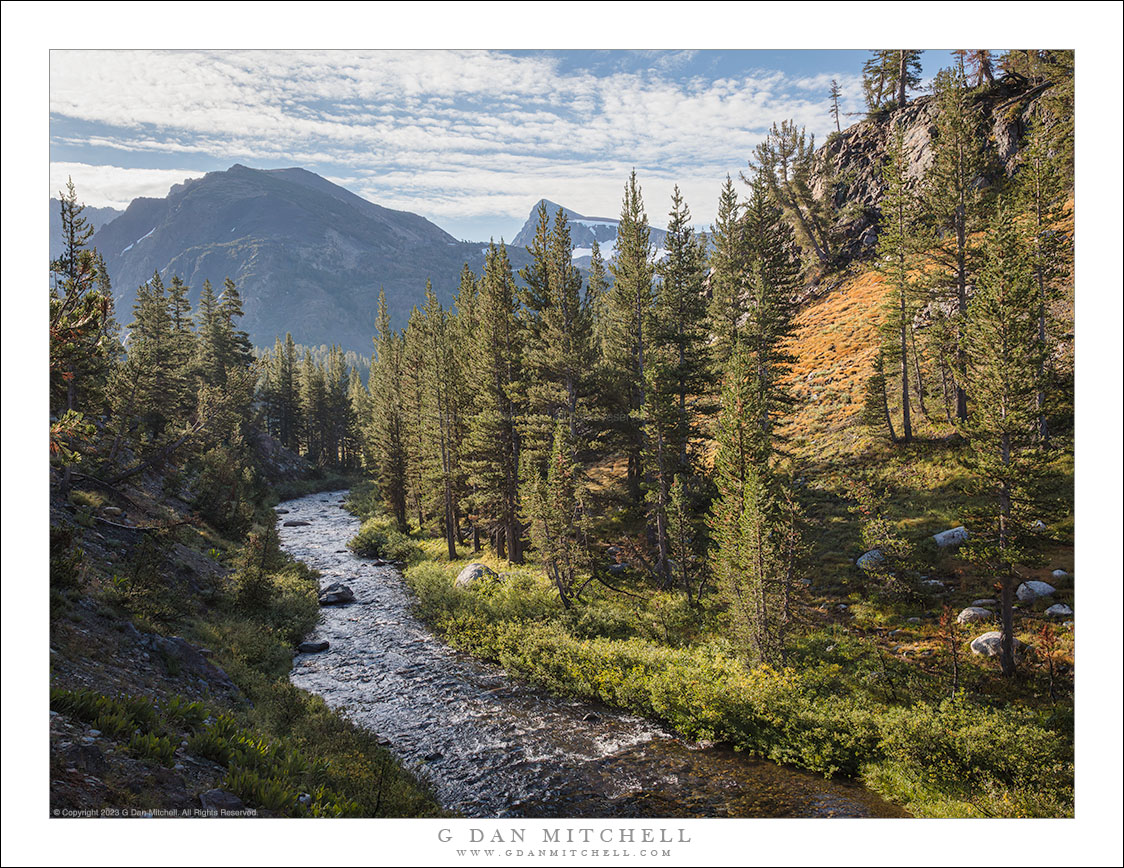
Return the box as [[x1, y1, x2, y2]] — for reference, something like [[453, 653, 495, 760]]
[[518, 205, 594, 472], [49, 180, 119, 423], [586, 239, 611, 363], [961, 200, 1047, 677], [740, 173, 802, 462], [652, 185, 711, 473], [521, 419, 591, 608], [400, 306, 430, 529], [602, 171, 655, 502], [708, 345, 800, 666], [923, 61, 989, 423], [1015, 113, 1072, 447], [828, 79, 843, 132], [368, 291, 410, 531], [862, 50, 923, 111], [875, 126, 924, 444], [752, 120, 836, 265], [421, 282, 461, 558], [465, 243, 524, 562], [126, 272, 180, 442], [451, 266, 479, 548], [707, 175, 747, 375]]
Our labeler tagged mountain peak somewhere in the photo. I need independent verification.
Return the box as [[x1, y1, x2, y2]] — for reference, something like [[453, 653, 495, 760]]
[[512, 197, 667, 258], [82, 165, 516, 352]]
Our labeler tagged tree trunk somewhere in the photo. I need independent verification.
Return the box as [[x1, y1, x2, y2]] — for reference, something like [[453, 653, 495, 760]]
[[899, 285, 912, 443], [955, 212, 969, 422], [897, 51, 908, 106], [999, 433, 1017, 677], [881, 360, 899, 443], [910, 326, 929, 420]]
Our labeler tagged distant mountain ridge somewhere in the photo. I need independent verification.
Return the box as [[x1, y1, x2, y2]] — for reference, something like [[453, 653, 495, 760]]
[[512, 199, 669, 267], [85, 165, 530, 353]]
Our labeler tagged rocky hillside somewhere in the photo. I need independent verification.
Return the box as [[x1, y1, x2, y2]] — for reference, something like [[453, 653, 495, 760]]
[[89, 165, 530, 353], [811, 77, 1049, 260]]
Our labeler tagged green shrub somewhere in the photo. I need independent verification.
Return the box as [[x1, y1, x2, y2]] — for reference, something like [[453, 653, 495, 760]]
[[874, 696, 1073, 813], [348, 517, 420, 564], [128, 731, 176, 766]]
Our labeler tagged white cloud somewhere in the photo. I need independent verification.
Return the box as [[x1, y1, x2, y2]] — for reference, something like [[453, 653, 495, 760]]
[[49, 50, 869, 226], [49, 162, 207, 210]]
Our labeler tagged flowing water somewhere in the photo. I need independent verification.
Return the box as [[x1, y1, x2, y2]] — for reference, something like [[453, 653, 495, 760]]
[[281, 491, 905, 818]]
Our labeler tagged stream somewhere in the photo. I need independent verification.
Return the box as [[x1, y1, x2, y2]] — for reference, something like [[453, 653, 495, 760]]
[[280, 490, 905, 818]]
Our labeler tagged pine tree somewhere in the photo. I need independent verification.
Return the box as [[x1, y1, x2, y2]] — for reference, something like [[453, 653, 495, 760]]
[[421, 282, 460, 558], [707, 175, 746, 375], [518, 205, 594, 474], [602, 171, 655, 503], [449, 266, 478, 548], [586, 239, 611, 363], [219, 278, 254, 373], [368, 292, 410, 531], [522, 419, 591, 608], [961, 200, 1047, 677], [708, 345, 800, 666], [262, 333, 300, 449], [667, 473, 704, 605], [1015, 113, 1072, 447], [752, 120, 835, 265], [828, 79, 843, 132], [400, 307, 430, 529], [49, 180, 119, 475], [652, 185, 711, 474], [923, 61, 989, 424], [464, 243, 524, 562], [322, 344, 354, 467], [195, 280, 225, 387], [875, 125, 924, 444], [299, 350, 328, 464], [740, 173, 801, 462], [964, 50, 996, 87], [165, 275, 197, 422], [50, 182, 118, 413], [126, 272, 180, 442], [862, 50, 923, 111]]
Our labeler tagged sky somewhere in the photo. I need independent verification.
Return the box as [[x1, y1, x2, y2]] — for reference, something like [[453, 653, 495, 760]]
[[49, 48, 962, 241]]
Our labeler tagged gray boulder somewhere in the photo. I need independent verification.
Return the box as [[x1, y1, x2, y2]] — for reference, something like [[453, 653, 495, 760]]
[[1051, 569, 1069, 580], [318, 582, 355, 606], [1044, 603, 1073, 618], [970, 630, 1028, 657], [971, 598, 998, 607], [920, 579, 947, 593], [102, 506, 123, 517], [932, 526, 969, 548], [957, 606, 994, 624], [283, 519, 311, 527], [1016, 581, 1056, 601], [455, 562, 497, 588], [298, 640, 330, 653], [856, 549, 885, 571]]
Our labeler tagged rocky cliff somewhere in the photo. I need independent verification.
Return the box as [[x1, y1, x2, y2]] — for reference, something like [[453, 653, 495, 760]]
[[811, 77, 1050, 260]]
